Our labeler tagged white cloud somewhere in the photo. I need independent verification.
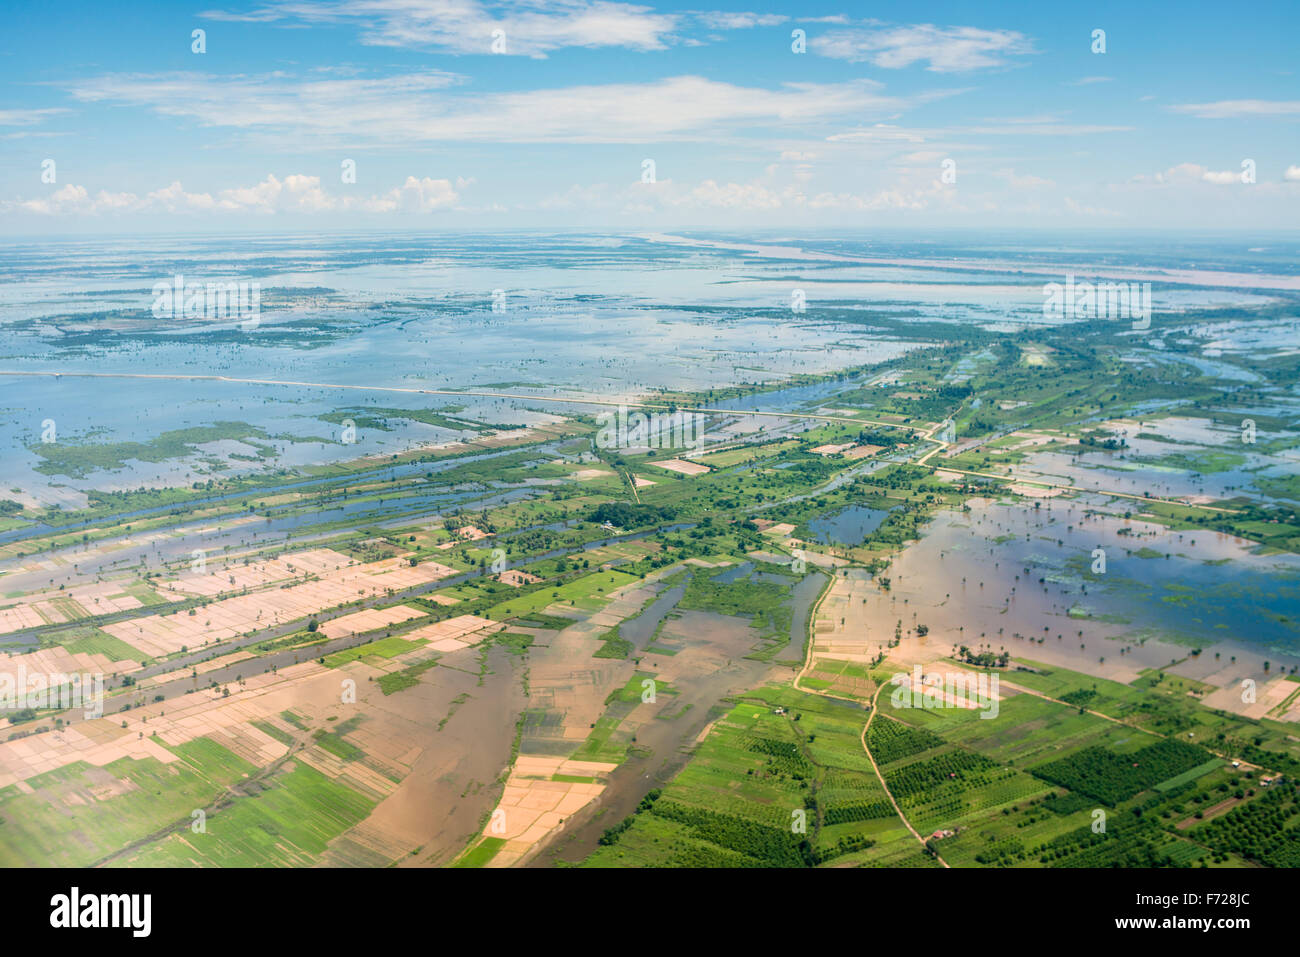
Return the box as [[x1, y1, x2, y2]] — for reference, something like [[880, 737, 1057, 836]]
[[807, 180, 948, 210], [1170, 99, 1300, 118], [681, 180, 785, 208], [827, 124, 930, 144], [536, 173, 954, 215], [213, 174, 351, 212], [18, 185, 143, 215], [20, 184, 85, 214], [1200, 169, 1241, 186], [811, 24, 1035, 72], [0, 108, 67, 126], [145, 181, 218, 212], [66, 72, 929, 144], [536, 182, 616, 210], [367, 176, 460, 213], [1153, 163, 1205, 183], [828, 117, 1129, 145], [1285, 165, 1300, 181], [995, 168, 1054, 189], [7, 173, 462, 216], [695, 11, 788, 29], [1063, 197, 1119, 217], [1137, 163, 1245, 186], [67, 71, 463, 137], [618, 178, 800, 212], [90, 190, 144, 212], [957, 121, 1130, 136], [201, 0, 679, 57]]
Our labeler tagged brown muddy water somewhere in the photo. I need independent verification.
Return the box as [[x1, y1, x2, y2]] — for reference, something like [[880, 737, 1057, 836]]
[[862, 496, 1300, 688]]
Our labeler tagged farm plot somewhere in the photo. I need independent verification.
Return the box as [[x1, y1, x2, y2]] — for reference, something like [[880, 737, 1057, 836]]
[[582, 685, 928, 868]]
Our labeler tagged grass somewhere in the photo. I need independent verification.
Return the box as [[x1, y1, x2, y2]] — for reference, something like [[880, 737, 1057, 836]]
[[582, 685, 928, 868], [322, 635, 423, 668], [251, 720, 296, 746], [594, 625, 633, 659], [30, 422, 277, 478], [113, 760, 376, 867], [570, 674, 669, 763], [485, 569, 638, 620], [312, 730, 363, 761], [0, 737, 255, 867], [377, 657, 440, 695], [321, 405, 488, 434], [454, 836, 506, 868], [58, 627, 144, 662], [492, 631, 535, 656]]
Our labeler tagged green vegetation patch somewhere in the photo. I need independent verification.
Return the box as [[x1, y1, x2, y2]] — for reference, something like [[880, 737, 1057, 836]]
[[116, 760, 376, 867], [1029, 738, 1212, 806], [866, 717, 944, 765], [322, 635, 422, 667], [58, 628, 143, 662], [594, 625, 633, 659], [487, 569, 637, 620], [0, 737, 255, 867], [31, 422, 277, 478], [454, 836, 506, 868], [378, 657, 440, 695], [312, 730, 363, 762], [1192, 787, 1300, 867]]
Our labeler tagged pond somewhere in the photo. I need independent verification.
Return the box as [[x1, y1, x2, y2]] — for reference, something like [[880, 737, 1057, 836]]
[[807, 504, 891, 545]]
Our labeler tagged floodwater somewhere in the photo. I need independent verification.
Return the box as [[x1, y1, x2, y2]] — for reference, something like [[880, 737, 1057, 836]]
[[807, 504, 892, 545], [865, 498, 1300, 685], [4, 231, 1283, 504]]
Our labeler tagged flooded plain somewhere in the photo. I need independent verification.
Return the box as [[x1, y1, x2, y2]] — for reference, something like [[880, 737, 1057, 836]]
[[859, 497, 1300, 689]]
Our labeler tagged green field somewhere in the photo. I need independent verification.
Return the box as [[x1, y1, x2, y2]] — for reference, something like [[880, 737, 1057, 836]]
[[114, 760, 376, 867], [322, 635, 424, 668], [486, 569, 639, 620], [0, 737, 256, 867]]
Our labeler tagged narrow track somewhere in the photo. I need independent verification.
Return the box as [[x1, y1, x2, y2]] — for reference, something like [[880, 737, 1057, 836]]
[[794, 572, 950, 867]]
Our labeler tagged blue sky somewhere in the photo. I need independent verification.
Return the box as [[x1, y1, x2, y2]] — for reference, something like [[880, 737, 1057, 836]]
[[3, 0, 1299, 233]]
